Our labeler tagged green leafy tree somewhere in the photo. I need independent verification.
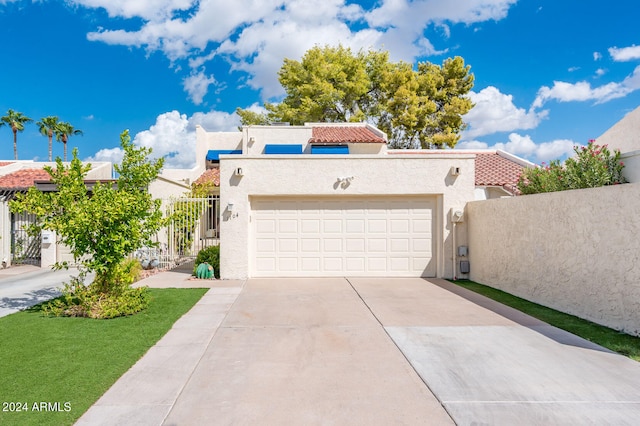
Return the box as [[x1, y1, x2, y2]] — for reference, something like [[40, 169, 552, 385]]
[[0, 109, 33, 160], [11, 131, 165, 314], [55, 121, 83, 162], [36, 116, 59, 161], [517, 141, 626, 194], [237, 45, 474, 148]]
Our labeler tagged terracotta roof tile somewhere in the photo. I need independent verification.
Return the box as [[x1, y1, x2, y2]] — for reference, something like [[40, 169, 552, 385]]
[[0, 162, 14, 167], [475, 153, 525, 195], [0, 169, 51, 190], [194, 168, 220, 187], [310, 126, 385, 144]]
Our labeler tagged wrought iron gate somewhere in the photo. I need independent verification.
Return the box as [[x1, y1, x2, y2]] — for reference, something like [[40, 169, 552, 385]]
[[134, 196, 220, 270], [11, 211, 41, 266]]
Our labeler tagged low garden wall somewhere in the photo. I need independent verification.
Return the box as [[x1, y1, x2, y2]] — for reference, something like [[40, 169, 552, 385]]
[[467, 183, 640, 336]]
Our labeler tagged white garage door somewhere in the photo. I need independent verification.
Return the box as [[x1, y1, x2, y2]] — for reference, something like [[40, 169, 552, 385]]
[[251, 197, 436, 277]]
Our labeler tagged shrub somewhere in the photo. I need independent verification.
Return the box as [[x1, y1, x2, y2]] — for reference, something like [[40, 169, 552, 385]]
[[193, 245, 220, 278], [518, 140, 626, 195], [41, 259, 150, 319]]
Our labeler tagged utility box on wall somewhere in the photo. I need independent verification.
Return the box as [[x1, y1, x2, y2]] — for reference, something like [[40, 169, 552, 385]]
[[41, 232, 53, 244], [459, 261, 470, 274]]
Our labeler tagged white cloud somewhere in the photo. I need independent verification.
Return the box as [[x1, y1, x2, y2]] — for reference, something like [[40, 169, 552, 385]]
[[534, 138, 575, 162], [457, 133, 576, 163], [71, 0, 194, 21], [87, 146, 125, 165], [593, 52, 602, 61], [88, 109, 240, 169], [609, 45, 640, 62], [462, 86, 548, 139], [456, 140, 488, 150], [182, 70, 217, 105], [75, 0, 519, 102], [533, 65, 640, 107]]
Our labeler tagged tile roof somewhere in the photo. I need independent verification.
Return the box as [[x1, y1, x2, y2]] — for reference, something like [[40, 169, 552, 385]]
[[0, 162, 14, 167], [310, 126, 386, 144], [194, 167, 220, 187], [0, 168, 51, 190], [475, 152, 526, 195]]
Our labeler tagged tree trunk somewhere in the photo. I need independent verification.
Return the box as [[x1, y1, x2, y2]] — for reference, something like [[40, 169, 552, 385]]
[[48, 130, 53, 161], [62, 135, 68, 162], [12, 127, 18, 160]]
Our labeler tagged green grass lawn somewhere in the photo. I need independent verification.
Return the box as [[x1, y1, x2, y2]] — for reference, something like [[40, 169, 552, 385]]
[[0, 287, 208, 426], [452, 280, 640, 362]]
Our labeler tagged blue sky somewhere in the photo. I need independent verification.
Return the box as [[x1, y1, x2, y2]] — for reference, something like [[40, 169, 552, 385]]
[[1, 0, 639, 168]]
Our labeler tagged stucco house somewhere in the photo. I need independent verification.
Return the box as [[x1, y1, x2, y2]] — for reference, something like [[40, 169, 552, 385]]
[[594, 105, 640, 184], [185, 122, 533, 280], [0, 160, 191, 269]]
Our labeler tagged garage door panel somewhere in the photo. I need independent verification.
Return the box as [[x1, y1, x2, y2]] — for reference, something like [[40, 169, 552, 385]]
[[252, 197, 436, 277], [278, 239, 297, 252], [367, 257, 387, 271], [256, 219, 276, 233], [323, 219, 342, 233], [368, 219, 387, 233], [255, 257, 276, 272], [256, 238, 276, 253], [390, 257, 410, 271], [412, 219, 431, 233], [278, 219, 298, 233], [390, 219, 410, 233], [346, 238, 365, 252], [323, 257, 343, 271], [368, 239, 387, 252], [301, 238, 320, 252], [301, 219, 320, 233], [323, 239, 342, 252], [346, 219, 365, 233], [390, 238, 410, 253], [346, 257, 365, 272], [301, 257, 320, 272]]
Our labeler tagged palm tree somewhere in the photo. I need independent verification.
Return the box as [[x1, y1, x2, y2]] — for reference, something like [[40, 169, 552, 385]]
[[36, 116, 59, 161], [55, 122, 83, 162], [0, 109, 33, 160]]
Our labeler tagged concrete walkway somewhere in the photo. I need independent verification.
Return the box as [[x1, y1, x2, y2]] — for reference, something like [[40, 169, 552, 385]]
[[77, 275, 640, 425], [0, 265, 93, 318]]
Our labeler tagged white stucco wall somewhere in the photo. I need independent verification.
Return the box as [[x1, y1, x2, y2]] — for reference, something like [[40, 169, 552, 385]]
[[467, 183, 640, 336], [621, 150, 640, 183], [219, 154, 475, 279], [0, 200, 10, 267], [596, 106, 640, 155], [195, 125, 243, 172], [244, 126, 313, 154]]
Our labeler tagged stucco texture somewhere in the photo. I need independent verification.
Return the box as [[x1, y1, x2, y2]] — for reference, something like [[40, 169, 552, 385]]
[[219, 155, 475, 280], [467, 183, 640, 336]]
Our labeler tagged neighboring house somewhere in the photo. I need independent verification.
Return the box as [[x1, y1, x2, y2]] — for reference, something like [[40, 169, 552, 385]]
[[594, 105, 640, 184], [191, 122, 532, 280], [0, 161, 112, 268]]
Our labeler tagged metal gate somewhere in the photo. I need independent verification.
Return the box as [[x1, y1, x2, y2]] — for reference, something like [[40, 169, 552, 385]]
[[134, 196, 220, 270], [11, 211, 41, 266]]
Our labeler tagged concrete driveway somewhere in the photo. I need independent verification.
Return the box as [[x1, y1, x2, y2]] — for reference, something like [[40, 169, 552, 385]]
[[78, 277, 640, 425]]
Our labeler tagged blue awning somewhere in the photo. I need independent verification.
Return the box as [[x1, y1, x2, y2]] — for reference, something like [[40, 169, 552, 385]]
[[206, 150, 242, 161], [311, 145, 349, 154], [264, 144, 303, 154]]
